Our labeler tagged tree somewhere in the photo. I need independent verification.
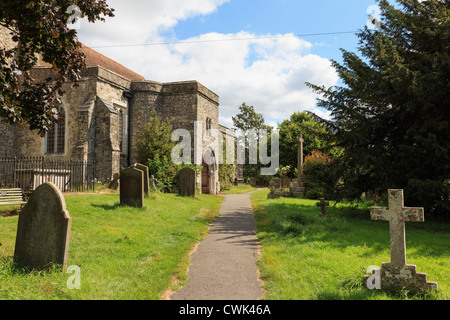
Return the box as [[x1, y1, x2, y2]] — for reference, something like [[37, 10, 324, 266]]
[[232, 103, 272, 182], [308, 0, 449, 216], [135, 109, 178, 191], [0, 0, 114, 135], [232, 102, 267, 133], [278, 111, 338, 178]]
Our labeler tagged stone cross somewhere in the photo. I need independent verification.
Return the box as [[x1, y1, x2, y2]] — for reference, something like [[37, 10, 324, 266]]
[[370, 189, 424, 268], [14, 183, 71, 271], [297, 134, 304, 179], [316, 197, 329, 216]]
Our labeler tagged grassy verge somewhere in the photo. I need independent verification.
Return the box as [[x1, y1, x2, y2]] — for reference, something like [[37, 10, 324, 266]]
[[251, 189, 449, 300], [0, 191, 223, 299], [220, 184, 258, 194]]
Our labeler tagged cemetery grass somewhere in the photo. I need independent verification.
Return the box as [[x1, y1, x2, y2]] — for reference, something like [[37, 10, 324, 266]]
[[251, 189, 449, 300], [0, 191, 223, 300], [220, 184, 258, 194]]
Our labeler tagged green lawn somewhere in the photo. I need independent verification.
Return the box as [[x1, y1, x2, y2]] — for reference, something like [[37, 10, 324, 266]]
[[220, 184, 258, 194], [0, 192, 223, 300], [251, 189, 449, 300]]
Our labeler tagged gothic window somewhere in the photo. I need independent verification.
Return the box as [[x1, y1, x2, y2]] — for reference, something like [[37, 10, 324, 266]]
[[46, 108, 66, 154]]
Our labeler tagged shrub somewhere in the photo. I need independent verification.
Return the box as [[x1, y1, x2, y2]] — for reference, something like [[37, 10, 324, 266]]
[[303, 150, 340, 199]]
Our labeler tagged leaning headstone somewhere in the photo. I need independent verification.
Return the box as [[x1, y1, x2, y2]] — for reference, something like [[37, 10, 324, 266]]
[[178, 167, 196, 197], [120, 167, 144, 207], [133, 163, 150, 195], [14, 183, 71, 271], [364, 189, 438, 292]]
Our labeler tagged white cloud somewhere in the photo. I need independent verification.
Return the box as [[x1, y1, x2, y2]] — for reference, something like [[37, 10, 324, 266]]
[[76, 0, 338, 128]]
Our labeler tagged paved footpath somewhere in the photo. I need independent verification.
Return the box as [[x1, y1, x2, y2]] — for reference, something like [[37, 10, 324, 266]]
[[170, 191, 264, 300]]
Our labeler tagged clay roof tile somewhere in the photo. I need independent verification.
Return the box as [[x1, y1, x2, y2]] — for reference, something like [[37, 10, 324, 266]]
[[80, 44, 145, 81]]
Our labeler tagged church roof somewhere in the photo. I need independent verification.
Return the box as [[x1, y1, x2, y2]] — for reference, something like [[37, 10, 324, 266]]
[[80, 44, 145, 81]]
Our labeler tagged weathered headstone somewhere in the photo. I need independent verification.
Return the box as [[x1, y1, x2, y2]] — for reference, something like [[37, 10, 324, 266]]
[[282, 178, 291, 188], [364, 189, 438, 292], [178, 167, 196, 197], [316, 197, 329, 216], [250, 177, 257, 186], [120, 167, 144, 207], [108, 173, 120, 190], [291, 178, 305, 197], [133, 163, 150, 195], [14, 183, 71, 271], [272, 177, 282, 189]]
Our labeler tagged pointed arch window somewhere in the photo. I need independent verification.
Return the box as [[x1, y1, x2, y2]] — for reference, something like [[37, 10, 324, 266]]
[[46, 108, 66, 154]]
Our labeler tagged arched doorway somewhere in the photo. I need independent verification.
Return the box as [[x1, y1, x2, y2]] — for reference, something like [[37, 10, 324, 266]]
[[201, 161, 210, 194], [201, 147, 216, 194]]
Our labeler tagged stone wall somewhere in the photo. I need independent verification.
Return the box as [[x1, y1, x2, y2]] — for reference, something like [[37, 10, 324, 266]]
[[0, 36, 222, 193], [0, 123, 17, 158], [0, 26, 16, 52], [128, 80, 220, 194], [129, 81, 164, 164]]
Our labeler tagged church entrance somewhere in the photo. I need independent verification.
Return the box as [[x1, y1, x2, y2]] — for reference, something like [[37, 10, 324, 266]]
[[201, 162, 210, 194]]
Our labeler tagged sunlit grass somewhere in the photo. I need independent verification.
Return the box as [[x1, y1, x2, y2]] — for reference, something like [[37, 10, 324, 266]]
[[0, 192, 223, 299], [251, 189, 449, 300]]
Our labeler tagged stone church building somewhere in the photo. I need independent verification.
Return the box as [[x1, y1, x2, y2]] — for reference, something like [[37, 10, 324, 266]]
[[0, 28, 230, 194]]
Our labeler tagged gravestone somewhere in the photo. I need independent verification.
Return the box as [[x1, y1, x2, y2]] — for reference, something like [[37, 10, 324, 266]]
[[316, 198, 329, 216], [291, 178, 305, 197], [282, 178, 291, 188], [250, 177, 257, 186], [364, 189, 438, 292], [178, 167, 196, 197], [108, 173, 120, 190], [120, 167, 144, 207], [133, 163, 150, 195], [14, 183, 71, 271], [272, 177, 282, 189]]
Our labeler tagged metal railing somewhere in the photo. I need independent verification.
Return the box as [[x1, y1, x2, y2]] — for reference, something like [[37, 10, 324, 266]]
[[0, 157, 95, 193]]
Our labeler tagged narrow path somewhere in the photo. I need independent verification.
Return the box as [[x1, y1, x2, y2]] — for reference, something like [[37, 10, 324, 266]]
[[170, 191, 264, 300]]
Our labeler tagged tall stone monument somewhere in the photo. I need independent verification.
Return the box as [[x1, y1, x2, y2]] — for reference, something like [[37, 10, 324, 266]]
[[292, 134, 305, 197], [14, 183, 71, 271], [365, 189, 438, 292], [297, 134, 304, 179]]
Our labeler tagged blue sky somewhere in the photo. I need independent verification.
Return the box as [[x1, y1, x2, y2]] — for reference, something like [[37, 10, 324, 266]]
[[171, 0, 375, 62], [78, 0, 381, 129]]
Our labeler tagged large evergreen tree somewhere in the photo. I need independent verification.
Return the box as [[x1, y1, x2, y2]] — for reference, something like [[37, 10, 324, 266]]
[[308, 0, 449, 217]]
